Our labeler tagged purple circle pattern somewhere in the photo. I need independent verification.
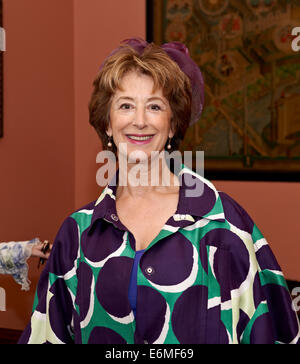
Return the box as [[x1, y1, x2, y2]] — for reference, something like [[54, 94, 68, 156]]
[[262, 284, 299, 343], [172, 286, 228, 344], [183, 174, 216, 216], [250, 313, 274, 344], [51, 217, 79, 276], [135, 285, 167, 344], [200, 228, 249, 290], [96, 257, 132, 318], [77, 262, 93, 321], [255, 245, 281, 271], [140, 236, 194, 285], [49, 278, 73, 343], [81, 226, 124, 263], [219, 192, 254, 234]]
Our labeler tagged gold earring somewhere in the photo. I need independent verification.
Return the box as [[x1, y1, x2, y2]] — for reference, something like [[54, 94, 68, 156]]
[[167, 138, 172, 150], [107, 136, 112, 148]]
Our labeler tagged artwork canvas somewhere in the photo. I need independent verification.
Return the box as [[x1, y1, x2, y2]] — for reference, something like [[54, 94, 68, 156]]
[[147, 0, 300, 180]]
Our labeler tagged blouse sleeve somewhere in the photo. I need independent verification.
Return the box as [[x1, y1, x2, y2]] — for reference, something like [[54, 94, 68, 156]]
[[219, 192, 300, 344], [18, 217, 79, 344], [252, 226, 300, 344], [0, 238, 40, 291]]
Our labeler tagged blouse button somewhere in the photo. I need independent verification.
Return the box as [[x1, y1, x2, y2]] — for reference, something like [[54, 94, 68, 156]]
[[111, 213, 119, 221], [145, 266, 154, 276]]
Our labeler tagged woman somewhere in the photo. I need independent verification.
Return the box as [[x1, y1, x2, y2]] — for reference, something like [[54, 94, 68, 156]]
[[0, 238, 50, 291], [19, 39, 299, 344]]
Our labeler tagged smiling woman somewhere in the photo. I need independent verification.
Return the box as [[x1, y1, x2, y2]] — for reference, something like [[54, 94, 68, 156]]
[[108, 71, 173, 164], [89, 40, 195, 156], [18, 38, 300, 344]]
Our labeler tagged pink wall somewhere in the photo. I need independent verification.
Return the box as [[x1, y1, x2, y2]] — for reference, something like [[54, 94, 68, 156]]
[[0, 0, 75, 330], [0, 0, 299, 332]]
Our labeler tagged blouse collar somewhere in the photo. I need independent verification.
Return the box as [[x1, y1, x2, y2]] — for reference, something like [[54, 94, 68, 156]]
[[89, 164, 225, 232]]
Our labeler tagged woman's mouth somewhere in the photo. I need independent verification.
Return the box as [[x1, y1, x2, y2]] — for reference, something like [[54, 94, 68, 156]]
[[126, 134, 154, 144]]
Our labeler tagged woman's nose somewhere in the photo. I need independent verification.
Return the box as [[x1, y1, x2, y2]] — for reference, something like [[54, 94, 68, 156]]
[[132, 107, 147, 128]]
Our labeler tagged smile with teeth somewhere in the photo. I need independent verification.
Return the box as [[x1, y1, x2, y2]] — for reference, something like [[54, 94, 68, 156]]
[[127, 135, 154, 141]]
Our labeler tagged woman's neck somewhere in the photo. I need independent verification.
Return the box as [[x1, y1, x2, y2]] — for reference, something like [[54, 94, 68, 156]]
[[117, 156, 180, 199]]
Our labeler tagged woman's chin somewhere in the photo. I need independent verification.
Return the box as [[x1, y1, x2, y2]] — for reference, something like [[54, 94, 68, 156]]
[[127, 150, 151, 164]]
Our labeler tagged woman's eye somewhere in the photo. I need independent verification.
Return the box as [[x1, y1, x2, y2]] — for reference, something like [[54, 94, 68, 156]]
[[120, 103, 132, 110], [149, 104, 161, 111]]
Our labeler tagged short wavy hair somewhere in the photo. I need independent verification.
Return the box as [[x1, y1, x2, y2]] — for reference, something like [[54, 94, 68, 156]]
[[88, 42, 192, 155]]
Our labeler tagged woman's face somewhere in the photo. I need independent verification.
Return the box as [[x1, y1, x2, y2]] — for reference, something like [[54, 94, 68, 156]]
[[108, 71, 174, 163]]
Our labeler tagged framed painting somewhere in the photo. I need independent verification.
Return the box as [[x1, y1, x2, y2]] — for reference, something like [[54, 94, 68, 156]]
[[147, 0, 300, 181]]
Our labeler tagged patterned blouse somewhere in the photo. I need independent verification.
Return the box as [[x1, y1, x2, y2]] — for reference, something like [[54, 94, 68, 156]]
[[0, 238, 40, 291], [18, 165, 300, 344]]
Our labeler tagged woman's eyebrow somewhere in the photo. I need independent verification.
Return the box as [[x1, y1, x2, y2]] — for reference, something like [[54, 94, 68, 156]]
[[147, 96, 168, 105], [115, 96, 135, 103], [115, 96, 167, 103]]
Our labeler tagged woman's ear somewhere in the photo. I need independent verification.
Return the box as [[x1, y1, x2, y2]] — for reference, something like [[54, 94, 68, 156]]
[[106, 123, 112, 137], [169, 121, 175, 139]]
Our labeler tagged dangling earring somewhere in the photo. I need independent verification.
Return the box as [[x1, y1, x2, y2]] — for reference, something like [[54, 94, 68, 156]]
[[167, 138, 172, 150], [107, 135, 112, 148]]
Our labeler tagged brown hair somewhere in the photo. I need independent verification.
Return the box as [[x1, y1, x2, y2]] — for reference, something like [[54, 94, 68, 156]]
[[88, 42, 192, 154]]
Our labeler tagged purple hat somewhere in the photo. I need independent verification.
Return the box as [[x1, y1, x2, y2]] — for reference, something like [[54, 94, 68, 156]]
[[100, 38, 205, 126]]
